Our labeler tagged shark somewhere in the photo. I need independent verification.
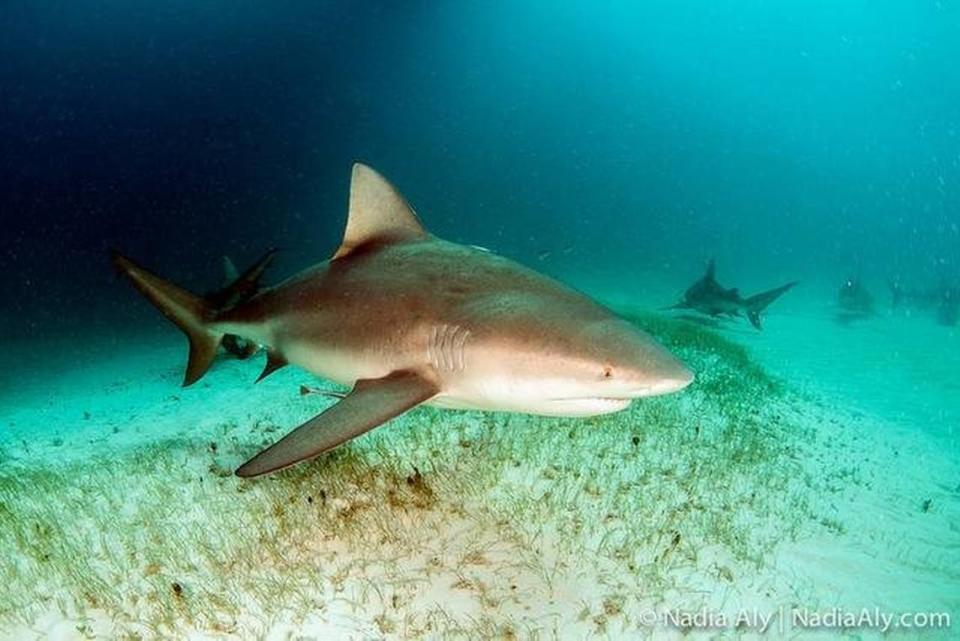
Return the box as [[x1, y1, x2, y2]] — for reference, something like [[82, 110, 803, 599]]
[[112, 163, 693, 478], [666, 260, 797, 330], [835, 274, 874, 324], [888, 278, 959, 326]]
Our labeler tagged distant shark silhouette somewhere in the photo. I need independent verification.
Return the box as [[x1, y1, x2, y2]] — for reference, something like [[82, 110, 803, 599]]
[[666, 260, 796, 330], [888, 279, 941, 310], [835, 275, 874, 324], [112, 163, 693, 478], [888, 278, 959, 326]]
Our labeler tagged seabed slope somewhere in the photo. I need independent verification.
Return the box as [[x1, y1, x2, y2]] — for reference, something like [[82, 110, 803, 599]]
[[0, 312, 957, 640]]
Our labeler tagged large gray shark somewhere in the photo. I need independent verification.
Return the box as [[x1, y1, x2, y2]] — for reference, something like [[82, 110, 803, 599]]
[[112, 164, 693, 478], [667, 260, 797, 330]]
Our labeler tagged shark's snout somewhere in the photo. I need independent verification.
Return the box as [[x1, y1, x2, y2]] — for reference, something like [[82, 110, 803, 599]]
[[643, 363, 694, 395], [617, 353, 693, 398], [586, 319, 695, 399]]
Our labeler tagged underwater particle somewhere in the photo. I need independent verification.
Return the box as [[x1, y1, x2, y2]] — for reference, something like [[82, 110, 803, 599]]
[[631, 435, 640, 446], [83, 411, 91, 420], [306, 495, 313, 504], [51, 437, 63, 447], [171, 582, 183, 598], [209, 441, 218, 453], [921, 498, 932, 512]]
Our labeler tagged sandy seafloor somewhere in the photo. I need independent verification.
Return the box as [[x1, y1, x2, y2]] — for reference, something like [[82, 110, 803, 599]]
[[1, 273, 958, 641]]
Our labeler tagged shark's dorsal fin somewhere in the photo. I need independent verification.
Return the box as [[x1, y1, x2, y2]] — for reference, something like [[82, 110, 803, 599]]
[[333, 163, 427, 259]]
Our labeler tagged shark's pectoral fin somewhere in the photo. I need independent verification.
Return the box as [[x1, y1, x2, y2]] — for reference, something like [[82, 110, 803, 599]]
[[236, 370, 439, 478]]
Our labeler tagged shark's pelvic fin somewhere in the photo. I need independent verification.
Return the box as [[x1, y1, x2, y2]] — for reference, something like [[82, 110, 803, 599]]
[[111, 251, 225, 386], [256, 350, 288, 382], [236, 370, 439, 478], [333, 163, 428, 259], [744, 281, 798, 330]]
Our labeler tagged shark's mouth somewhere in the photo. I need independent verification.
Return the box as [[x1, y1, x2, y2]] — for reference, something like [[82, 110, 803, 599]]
[[543, 396, 633, 417]]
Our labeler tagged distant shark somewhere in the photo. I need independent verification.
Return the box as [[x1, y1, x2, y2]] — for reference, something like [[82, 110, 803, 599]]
[[888, 278, 959, 326], [666, 260, 797, 330], [112, 164, 693, 478], [888, 279, 941, 310], [835, 275, 874, 324]]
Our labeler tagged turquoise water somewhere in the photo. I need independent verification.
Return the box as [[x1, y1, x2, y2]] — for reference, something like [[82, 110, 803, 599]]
[[1, 2, 958, 639]]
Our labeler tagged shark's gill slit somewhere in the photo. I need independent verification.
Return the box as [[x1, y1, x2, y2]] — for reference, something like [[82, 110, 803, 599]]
[[442, 324, 455, 371], [453, 326, 470, 372]]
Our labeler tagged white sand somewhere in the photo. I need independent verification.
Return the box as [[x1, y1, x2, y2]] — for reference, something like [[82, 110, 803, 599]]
[[1, 286, 958, 640]]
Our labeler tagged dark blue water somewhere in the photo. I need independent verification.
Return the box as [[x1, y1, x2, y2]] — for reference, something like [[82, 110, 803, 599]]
[[2, 1, 958, 337]]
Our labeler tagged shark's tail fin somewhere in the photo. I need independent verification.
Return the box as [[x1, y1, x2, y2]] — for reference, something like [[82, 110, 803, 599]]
[[111, 251, 225, 386], [744, 281, 798, 330]]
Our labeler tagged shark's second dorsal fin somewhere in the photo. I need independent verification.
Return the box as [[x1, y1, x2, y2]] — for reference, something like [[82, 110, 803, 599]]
[[222, 256, 239, 285], [333, 163, 427, 259]]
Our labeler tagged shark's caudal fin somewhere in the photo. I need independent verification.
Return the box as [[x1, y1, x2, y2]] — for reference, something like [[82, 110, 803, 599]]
[[744, 281, 798, 330], [111, 251, 225, 386]]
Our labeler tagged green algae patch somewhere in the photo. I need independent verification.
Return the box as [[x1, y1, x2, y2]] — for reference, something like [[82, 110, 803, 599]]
[[0, 315, 835, 639]]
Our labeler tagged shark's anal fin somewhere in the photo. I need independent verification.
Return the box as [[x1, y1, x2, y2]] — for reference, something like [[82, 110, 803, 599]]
[[256, 350, 288, 382], [333, 163, 428, 259], [236, 370, 439, 478]]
